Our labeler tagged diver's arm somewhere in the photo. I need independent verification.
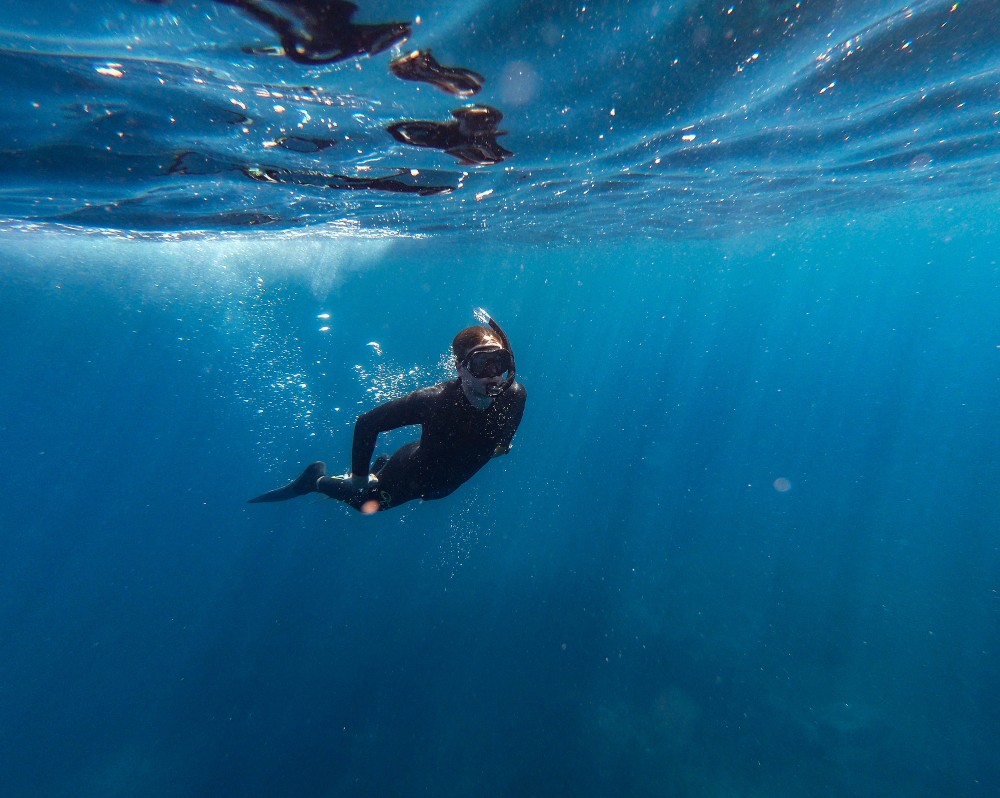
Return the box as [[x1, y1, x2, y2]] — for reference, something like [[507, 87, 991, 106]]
[[350, 390, 427, 477]]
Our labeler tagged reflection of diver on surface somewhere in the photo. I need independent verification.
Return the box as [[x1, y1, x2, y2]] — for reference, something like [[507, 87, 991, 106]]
[[390, 50, 484, 97], [243, 164, 458, 195], [168, 150, 459, 196], [387, 105, 512, 166], [218, 0, 411, 63], [249, 311, 526, 513]]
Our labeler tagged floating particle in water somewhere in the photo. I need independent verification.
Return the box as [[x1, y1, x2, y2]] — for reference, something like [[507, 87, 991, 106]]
[[438, 490, 493, 577], [224, 278, 320, 472], [773, 477, 792, 492], [354, 347, 453, 405], [390, 50, 484, 96], [387, 105, 512, 166]]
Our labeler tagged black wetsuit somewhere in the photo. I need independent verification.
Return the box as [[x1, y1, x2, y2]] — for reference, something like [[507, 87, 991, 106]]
[[320, 378, 526, 511]]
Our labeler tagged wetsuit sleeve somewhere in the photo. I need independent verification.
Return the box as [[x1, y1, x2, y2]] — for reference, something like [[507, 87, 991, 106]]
[[351, 390, 429, 476]]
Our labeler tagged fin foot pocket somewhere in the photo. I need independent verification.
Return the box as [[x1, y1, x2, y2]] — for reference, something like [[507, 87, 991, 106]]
[[248, 461, 326, 503]]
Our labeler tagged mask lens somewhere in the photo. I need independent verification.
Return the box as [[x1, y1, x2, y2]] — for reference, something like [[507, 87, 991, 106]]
[[466, 349, 511, 378]]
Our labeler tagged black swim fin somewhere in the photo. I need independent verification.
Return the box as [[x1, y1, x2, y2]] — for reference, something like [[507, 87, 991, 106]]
[[248, 461, 326, 503]]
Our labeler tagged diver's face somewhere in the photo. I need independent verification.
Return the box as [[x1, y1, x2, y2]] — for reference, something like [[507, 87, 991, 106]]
[[456, 337, 508, 398], [457, 360, 504, 398]]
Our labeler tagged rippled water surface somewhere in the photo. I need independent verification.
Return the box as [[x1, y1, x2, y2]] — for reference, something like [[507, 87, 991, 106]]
[[3, 0, 999, 239]]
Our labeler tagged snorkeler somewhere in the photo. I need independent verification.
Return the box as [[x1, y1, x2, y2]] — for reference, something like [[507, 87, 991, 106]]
[[387, 105, 512, 166], [390, 49, 485, 97], [249, 311, 526, 513], [221, 0, 412, 64]]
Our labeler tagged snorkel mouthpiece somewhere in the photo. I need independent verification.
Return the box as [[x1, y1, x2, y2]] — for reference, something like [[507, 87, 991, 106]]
[[472, 307, 517, 394]]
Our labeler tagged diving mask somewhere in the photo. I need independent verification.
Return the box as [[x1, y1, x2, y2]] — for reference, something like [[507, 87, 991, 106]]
[[462, 347, 513, 379]]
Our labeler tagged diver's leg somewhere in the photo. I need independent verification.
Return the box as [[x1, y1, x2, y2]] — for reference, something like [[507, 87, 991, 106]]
[[248, 461, 326, 503], [313, 475, 391, 513], [315, 446, 414, 510], [250, 445, 420, 511], [364, 442, 422, 511], [315, 473, 366, 503]]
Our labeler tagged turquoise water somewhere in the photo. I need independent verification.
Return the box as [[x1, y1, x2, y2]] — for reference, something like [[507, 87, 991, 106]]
[[2, 2, 999, 796]]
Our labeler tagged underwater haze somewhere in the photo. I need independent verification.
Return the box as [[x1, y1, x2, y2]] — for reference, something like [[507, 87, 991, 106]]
[[1, 2, 999, 797]]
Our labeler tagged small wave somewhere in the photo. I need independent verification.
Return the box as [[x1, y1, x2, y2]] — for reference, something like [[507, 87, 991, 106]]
[[1, 0, 997, 241]]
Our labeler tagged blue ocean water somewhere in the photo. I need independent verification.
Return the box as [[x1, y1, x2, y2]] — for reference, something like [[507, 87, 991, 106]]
[[1, 2, 998, 797]]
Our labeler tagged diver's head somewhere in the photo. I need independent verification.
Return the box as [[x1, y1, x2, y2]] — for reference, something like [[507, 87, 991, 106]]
[[453, 325, 513, 400]]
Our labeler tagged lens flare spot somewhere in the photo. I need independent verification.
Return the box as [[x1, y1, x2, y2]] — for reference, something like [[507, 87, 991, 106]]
[[773, 477, 792, 493], [499, 61, 539, 106]]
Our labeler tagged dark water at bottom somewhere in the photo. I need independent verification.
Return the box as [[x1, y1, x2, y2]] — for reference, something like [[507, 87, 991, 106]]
[[0, 203, 997, 797]]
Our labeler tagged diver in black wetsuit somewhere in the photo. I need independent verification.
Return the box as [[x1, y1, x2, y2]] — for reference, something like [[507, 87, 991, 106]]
[[249, 313, 526, 513]]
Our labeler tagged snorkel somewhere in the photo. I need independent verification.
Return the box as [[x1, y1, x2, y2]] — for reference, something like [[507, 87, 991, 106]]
[[472, 307, 517, 396]]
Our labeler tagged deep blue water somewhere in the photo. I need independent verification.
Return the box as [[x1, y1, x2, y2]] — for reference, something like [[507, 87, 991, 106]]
[[2, 2, 1000, 797]]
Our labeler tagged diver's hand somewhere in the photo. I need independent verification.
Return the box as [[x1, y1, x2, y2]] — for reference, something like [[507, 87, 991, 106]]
[[344, 473, 378, 491]]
